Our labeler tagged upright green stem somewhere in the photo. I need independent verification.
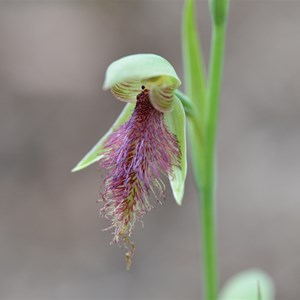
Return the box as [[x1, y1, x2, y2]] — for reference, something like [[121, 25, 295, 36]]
[[200, 183, 217, 300], [200, 15, 228, 300], [182, 0, 229, 298]]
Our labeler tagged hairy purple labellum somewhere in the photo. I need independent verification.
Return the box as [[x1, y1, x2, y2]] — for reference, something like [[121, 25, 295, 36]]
[[98, 88, 181, 269]]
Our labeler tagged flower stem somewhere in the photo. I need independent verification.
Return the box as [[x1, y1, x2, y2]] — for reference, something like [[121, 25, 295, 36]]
[[175, 89, 195, 119], [200, 185, 218, 300], [200, 16, 228, 300]]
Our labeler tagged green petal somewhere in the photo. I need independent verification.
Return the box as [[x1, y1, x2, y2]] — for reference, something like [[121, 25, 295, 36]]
[[164, 95, 187, 205], [148, 76, 178, 112], [103, 54, 181, 90], [111, 80, 140, 103], [219, 270, 275, 300], [149, 86, 174, 112], [71, 103, 135, 172]]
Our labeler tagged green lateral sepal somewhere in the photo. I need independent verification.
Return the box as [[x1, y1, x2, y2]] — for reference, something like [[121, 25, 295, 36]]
[[71, 103, 135, 172], [165, 95, 187, 205]]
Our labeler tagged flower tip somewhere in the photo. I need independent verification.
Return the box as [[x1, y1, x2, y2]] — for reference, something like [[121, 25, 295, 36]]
[[71, 161, 88, 173], [125, 246, 135, 271], [170, 179, 184, 206], [174, 191, 184, 206], [102, 78, 110, 91], [71, 165, 79, 173]]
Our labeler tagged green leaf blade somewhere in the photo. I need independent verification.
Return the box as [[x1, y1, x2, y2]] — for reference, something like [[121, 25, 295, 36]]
[[219, 270, 275, 300], [71, 103, 135, 172], [182, 0, 207, 120], [165, 96, 187, 205]]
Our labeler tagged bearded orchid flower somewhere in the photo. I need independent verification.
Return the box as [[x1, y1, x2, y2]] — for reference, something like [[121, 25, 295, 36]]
[[72, 54, 187, 269]]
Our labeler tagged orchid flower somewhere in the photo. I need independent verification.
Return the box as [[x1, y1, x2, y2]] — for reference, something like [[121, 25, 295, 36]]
[[72, 54, 187, 269]]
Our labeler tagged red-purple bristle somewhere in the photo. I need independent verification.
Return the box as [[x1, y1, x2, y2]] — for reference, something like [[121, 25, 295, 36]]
[[98, 89, 181, 268]]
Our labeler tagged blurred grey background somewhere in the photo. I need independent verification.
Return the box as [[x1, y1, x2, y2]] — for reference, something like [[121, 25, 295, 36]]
[[0, 0, 300, 299]]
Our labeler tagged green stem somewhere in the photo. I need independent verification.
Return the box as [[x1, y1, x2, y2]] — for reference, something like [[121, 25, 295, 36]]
[[200, 20, 228, 300], [181, 0, 229, 298], [200, 184, 217, 300]]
